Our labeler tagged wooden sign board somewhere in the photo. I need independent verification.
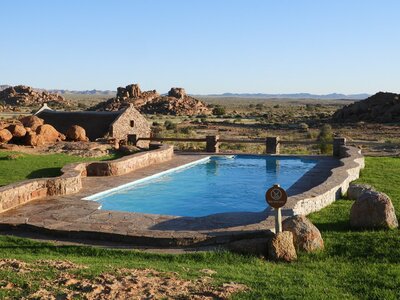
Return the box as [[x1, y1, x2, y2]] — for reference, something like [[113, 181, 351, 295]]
[[265, 184, 287, 209]]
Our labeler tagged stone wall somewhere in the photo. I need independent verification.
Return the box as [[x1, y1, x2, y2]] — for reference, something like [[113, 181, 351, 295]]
[[0, 145, 173, 213], [86, 145, 173, 176], [290, 146, 364, 215]]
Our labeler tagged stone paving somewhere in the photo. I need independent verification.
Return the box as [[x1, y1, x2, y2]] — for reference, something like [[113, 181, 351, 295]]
[[0, 150, 362, 248]]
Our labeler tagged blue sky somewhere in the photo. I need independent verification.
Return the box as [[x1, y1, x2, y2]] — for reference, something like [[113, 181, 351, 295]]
[[1, 0, 399, 94]]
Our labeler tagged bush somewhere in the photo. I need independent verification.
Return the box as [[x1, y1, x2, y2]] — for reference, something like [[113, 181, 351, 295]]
[[318, 124, 333, 154], [298, 123, 309, 132], [212, 106, 226, 116], [164, 120, 177, 130], [179, 126, 193, 135]]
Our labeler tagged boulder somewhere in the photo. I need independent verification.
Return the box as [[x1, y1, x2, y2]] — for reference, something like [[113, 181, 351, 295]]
[[282, 215, 324, 252], [19, 115, 44, 130], [168, 87, 186, 99], [347, 183, 375, 200], [66, 125, 89, 142], [267, 231, 297, 262], [7, 124, 26, 138], [35, 124, 64, 144], [0, 129, 12, 143], [350, 191, 398, 229]]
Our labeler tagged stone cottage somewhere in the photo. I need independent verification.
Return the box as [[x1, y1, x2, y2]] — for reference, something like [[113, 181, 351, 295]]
[[35, 103, 150, 147]]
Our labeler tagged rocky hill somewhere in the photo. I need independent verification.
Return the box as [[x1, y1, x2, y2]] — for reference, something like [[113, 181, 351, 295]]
[[332, 92, 400, 123], [0, 85, 70, 109], [90, 84, 211, 115]]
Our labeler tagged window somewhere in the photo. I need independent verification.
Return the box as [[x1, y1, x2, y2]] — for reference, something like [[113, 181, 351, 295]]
[[130, 120, 135, 127]]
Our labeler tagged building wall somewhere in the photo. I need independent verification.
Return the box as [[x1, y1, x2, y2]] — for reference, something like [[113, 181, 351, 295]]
[[110, 104, 150, 147]]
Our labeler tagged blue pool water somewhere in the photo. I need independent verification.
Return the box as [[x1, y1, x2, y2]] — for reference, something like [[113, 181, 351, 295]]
[[90, 156, 316, 217]]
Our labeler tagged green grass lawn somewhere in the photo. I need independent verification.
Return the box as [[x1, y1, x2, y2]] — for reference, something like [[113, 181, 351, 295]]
[[0, 151, 120, 186], [0, 156, 399, 299]]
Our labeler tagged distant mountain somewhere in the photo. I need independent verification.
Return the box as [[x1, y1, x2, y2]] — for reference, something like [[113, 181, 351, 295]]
[[47, 89, 115, 96], [0, 84, 370, 99], [200, 93, 370, 100], [0, 85, 115, 95]]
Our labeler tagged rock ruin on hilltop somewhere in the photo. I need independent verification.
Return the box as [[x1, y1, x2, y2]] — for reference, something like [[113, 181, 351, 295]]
[[90, 83, 211, 115]]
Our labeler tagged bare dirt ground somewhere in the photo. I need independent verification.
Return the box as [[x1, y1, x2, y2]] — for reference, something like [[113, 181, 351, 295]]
[[0, 259, 247, 299]]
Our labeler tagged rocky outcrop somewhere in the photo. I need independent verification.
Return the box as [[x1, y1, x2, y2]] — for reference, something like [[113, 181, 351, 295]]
[[267, 231, 297, 262], [332, 92, 400, 123], [0, 85, 70, 108], [350, 191, 398, 229], [282, 215, 324, 252], [0, 129, 13, 143], [168, 87, 186, 99], [140, 88, 211, 115], [90, 83, 211, 116], [66, 125, 89, 142]]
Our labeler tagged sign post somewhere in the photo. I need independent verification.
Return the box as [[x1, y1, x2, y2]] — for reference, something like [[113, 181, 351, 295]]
[[265, 184, 287, 233]]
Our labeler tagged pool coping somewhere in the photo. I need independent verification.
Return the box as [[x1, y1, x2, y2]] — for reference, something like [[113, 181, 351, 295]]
[[0, 145, 364, 248]]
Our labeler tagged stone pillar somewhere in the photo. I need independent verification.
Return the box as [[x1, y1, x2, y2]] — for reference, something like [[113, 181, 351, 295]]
[[333, 137, 346, 157], [266, 137, 280, 154], [127, 134, 138, 146], [206, 135, 219, 153]]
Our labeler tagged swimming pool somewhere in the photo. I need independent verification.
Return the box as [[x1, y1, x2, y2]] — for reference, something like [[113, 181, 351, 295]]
[[86, 155, 317, 217]]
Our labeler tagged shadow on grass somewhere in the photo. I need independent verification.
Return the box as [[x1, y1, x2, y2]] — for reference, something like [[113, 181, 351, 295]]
[[312, 220, 351, 232], [26, 168, 62, 179]]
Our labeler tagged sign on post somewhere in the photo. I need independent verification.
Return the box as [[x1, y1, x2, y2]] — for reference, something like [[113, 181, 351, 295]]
[[265, 184, 287, 233]]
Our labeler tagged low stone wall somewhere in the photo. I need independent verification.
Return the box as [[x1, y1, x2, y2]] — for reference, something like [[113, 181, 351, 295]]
[[0, 145, 173, 213], [86, 145, 173, 176], [290, 146, 364, 215]]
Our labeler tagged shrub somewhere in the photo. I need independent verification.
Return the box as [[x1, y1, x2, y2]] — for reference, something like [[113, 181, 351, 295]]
[[318, 124, 333, 154], [164, 120, 177, 130], [298, 123, 309, 132], [179, 126, 193, 135], [212, 106, 226, 116]]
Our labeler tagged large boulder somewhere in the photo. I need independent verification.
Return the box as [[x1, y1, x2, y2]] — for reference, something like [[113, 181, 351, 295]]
[[347, 183, 375, 200], [0, 129, 12, 143], [7, 124, 26, 138], [350, 191, 398, 229], [282, 215, 324, 252], [19, 115, 44, 130], [168, 87, 186, 99], [267, 231, 297, 262], [27, 124, 65, 146], [66, 125, 89, 142]]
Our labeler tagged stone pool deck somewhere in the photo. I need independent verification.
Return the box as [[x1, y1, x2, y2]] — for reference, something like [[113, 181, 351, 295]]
[[0, 146, 364, 249]]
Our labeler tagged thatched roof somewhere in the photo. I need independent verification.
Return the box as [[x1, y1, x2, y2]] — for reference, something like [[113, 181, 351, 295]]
[[36, 106, 123, 140]]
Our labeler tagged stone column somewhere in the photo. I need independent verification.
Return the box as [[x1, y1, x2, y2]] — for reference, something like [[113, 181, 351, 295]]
[[266, 137, 280, 154], [333, 137, 346, 157], [206, 135, 219, 153]]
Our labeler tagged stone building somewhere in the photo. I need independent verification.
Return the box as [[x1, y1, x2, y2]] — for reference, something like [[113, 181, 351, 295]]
[[35, 103, 150, 147]]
